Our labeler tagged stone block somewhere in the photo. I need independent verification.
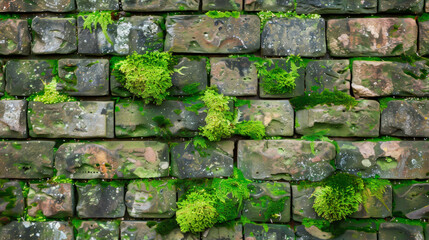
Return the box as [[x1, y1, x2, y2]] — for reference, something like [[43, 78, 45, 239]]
[[351, 185, 392, 218], [120, 221, 159, 240], [327, 18, 418, 57], [202, 223, 243, 240], [28, 101, 114, 138], [380, 100, 429, 137], [0, 221, 73, 240], [76, 0, 119, 11], [0, 181, 24, 217], [202, 0, 242, 10], [427, 0, 429, 12], [292, 185, 321, 221], [74, 221, 119, 240], [262, 18, 326, 57], [55, 141, 169, 179], [379, 223, 424, 240], [78, 16, 163, 55], [0, 0, 75, 12], [0, 141, 55, 179], [27, 183, 74, 218], [165, 15, 260, 54], [163, 228, 200, 240], [122, 0, 199, 11], [0, 60, 4, 95], [337, 141, 429, 179], [419, 21, 429, 56], [296, 226, 377, 240], [0, 19, 31, 55], [245, 0, 294, 11], [305, 60, 351, 93], [0, 100, 27, 138], [58, 59, 109, 96], [296, 0, 377, 14], [379, 0, 424, 13], [210, 57, 258, 96], [171, 141, 234, 179], [244, 223, 295, 240], [171, 57, 208, 96], [295, 100, 380, 137], [393, 183, 429, 219], [238, 140, 336, 181]]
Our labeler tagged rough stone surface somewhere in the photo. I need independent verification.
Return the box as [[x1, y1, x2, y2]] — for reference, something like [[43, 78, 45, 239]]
[[165, 15, 260, 54], [31, 17, 76, 54], [379, 0, 424, 13], [78, 16, 163, 55], [171, 141, 234, 179], [427, 0, 429, 12], [337, 141, 429, 179], [419, 21, 429, 56], [351, 185, 392, 218], [243, 182, 291, 223], [0, 19, 31, 55], [76, 0, 119, 11], [244, 223, 295, 240], [262, 18, 326, 57], [296, 226, 377, 240], [0, 60, 4, 96], [27, 183, 74, 218], [238, 140, 336, 181], [0, 0, 75, 12], [202, 224, 242, 240], [259, 58, 306, 98], [163, 229, 200, 240], [0, 181, 24, 217], [75, 221, 119, 240], [295, 100, 380, 137], [292, 185, 321, 222], [5, 60, 55, 96], [305, 60, 351, 93], [55, 141, 169, 179], [28, 101, 114, 138], [0, 141, 54, 179], [353, 61, 429, 97], [125, 180, 176, 218], [379, 223, 424, 240], [202, 0, 242, 10], [171, 57, 208, 96], [122, 0, 199, 11], [121, 221, 160, 240], [58, 59, 109, 96], [380, 100, 429, 137], [393, 183, 429, 219], [245, 0, 294, 11], [0, 100, 27, 138], [296, 0, 377, 14], [115, 100, 206, 137], [210, 57, 258, 96], [0, 221, 73, 240], [236, 100, 294, 136], [327, 18, 418, 57], [76, 184, 125, 218]]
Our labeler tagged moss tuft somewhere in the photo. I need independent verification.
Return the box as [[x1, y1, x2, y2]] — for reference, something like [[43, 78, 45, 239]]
[[234, 121, 266, 140], [205, 11, 240, 19], [27, 79, 76, 104], [290, 87, 358, 111], [155, 219, 179, 235], [79, 11, 116, 45]]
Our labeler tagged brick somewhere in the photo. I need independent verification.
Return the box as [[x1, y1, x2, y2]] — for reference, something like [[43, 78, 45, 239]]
[[380, 100, 429, 137], [0, 60, 4, 95], [0, 19, 30, 55], [379, 223, 424, 240], [76, 0, 119, 11], [245, 0, 294, 11], [352, 61, 429, 98], [115, 99, 206, 138], [236, 100, 294, 137], [171, 57, 208, 96], [202, 223, 243, 240], [55, 141, 169, 179], [295, 100, 380, 137], [28, 101, 114, 138], [427, 0, 429, 12], [393, 183, 429, 219], [238, 140, 336, 181], [296, 226, 377, 240], [244, 223, 295, 240], [125, 180, 176, 218], [120, 221, 159, 240], [0, 181, 24, 217], [122, 0, 199, 11], [296, 0, 377, 14], [292, 185, 321, 221], [76, 183, 125, 218], [0, 141, 54, 179], [379, 0, 424, 13], [351, 185, 392, 218], [210, 57, 258, 96], [202, 0, 242, 10], [165, 15, 260, 54], [27, 183, 74, 218], [0, 100, 27, 138], [31, 17, 76, 54], [0, 222, 73, 240], [78, 16, 163, 55], [0, 0, 75, 12], [5, 60, 55, 96], [419, 21, 429, 56], [262, 18, 326, 57], [327, 18, 418, 57], [75, 221, 119, 240], [58, 59, 109, 96], [337, 141, 429, 179], [171, 141, 234, 179], [305, 60, 351, 94]]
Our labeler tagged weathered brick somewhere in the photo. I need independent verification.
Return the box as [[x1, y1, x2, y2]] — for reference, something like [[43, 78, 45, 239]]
[[419, 20, 429, 56], [76, 183, 125, 218], [296, 0, 377, 14], [165, 15, 260, 54], [296, 226, 377, 240], [210, 57, 258, 96], [393, 183, 429, 219], [120, 221, 159, 240], [0, 221, 73, 240], [238, 140, 336, 181], [202, 0, 242, 10], [202, 223, 243, 240], [0, 60, 4, 95], [5, 60, 55, 96], [75, 221, 119, 240], [31, 17, 77, 54], [0, 0, 75, 12], [115, 100, 206, 138], [27, 183, 74, 218], [379, 0, 424, 13], [0, 100, 27, 138], [171, 57, 208, 96], [379, 223, 424, 240], [76, 0, 119, 11], [305, 60, 351, 94], [292, 185, 321, 221], [245, 0, 294, 11], [122, 0, 199, 11], [0, 181, 24, 217], [28, 101, 114, 138], [295, 100, 380, 137], [337, 141, 429, 179], [427, 0, 429, 12], [380, 100, 429, 137], [351, 185, 392, 218], [262, 18, 326, 57], [78, 16, 163, 55], [125, 180, 176, 218], [0, 19, 30, 55], [0, 141, 54, 179], [352, 61, 429, 98], [171, 141, 234, 179], [58, 59, 109, 96], [55, 141, 169, 179], [327, 18, 418, 57], [236, 100, 294, 136], [244, 223, 295, 240]]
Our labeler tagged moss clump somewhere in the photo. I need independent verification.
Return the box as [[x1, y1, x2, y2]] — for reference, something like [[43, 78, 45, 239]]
[[379, 97, 397, 111], [27, 79, 76, 104], [155, 219, 179, 235], [79, 11, 116, 45], [205, 11, 240, 19], [257, 11, 320, 32], [290, 87, 358, 111], [0, 92, 16, 100], [234, 121, 266, 140]]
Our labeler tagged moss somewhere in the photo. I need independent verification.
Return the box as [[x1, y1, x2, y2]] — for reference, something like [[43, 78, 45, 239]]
[[418, 13, 429, 22], [205, 11, 240, 19], [290, 87, 358, 111], [234, 121, 266, 140], [27, 79, 76, 104], [300, 130, 339, 154], [302, 218, 331, 231], [0, 92, 16, 100], [74, 179, 124, 188], [364, 136, 401, 142], [155, 219, 179, 235], [0, 184, 17, 210], [152, 115, 173, 138], [234, 99, 251, 108], [182, 82, 201, 95], [379, 97, 397, 111], [257, 11, 320, 32], [79, 11, 116, 45]]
